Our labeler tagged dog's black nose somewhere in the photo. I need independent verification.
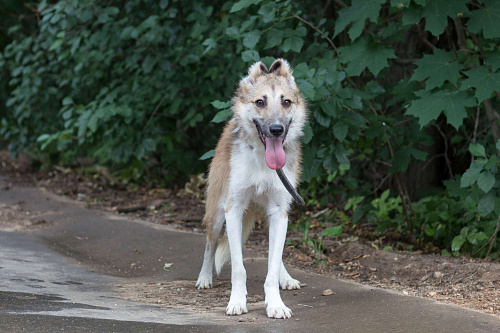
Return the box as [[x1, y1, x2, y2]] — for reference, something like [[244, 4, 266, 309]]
[[269, 124, 284, 137]]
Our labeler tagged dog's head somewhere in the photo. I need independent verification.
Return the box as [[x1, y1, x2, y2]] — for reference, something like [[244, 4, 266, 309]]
[[233, 59, 307, 170]]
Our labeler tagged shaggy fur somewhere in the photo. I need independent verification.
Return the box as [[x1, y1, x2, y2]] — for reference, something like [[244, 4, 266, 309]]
[[196, 59, 307, 319]]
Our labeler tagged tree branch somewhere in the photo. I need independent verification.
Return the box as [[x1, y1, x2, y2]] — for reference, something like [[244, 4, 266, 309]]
[[484, 99, 500, 144], [432, 123, 453, 179], [486, 213, 500, 258], [293, 15, 339, 55], [453, 18, 466, 50]]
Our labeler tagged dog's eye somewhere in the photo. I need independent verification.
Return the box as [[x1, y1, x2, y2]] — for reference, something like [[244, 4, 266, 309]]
[[255, 99, 265, 107], [283, 99, 292, 108]]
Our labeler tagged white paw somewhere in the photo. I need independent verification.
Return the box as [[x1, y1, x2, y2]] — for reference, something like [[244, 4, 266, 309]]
[[195, 275, 212, 289], [266, 302, 292, 319], [280, 278, 301, 290], [226, 296, 248, 315]]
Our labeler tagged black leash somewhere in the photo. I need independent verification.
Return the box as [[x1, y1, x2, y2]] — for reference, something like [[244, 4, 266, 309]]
[[276, 168, 305, 206]]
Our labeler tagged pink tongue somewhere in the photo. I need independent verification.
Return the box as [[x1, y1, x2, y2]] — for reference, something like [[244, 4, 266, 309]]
[[265, 137, 286, 170]]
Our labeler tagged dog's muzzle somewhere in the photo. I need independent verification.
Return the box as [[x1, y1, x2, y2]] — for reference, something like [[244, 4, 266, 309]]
[[252, 118, 304, 206]]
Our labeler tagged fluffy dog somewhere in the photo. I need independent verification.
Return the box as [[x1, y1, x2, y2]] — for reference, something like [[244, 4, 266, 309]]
[[196, 59, 307, 319]]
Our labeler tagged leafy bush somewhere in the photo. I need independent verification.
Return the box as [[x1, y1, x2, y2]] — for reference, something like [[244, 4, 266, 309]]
[[1, 0, 500, 256]]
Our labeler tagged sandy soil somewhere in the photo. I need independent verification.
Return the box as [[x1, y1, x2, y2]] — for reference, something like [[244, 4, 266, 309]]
[[116, 280, 264, 312], [0, 204, 53, 232]]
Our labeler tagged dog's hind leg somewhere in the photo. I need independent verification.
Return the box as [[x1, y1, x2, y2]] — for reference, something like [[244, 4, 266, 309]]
[[279, 261, 301, 290], [196, 209, 225, 289]]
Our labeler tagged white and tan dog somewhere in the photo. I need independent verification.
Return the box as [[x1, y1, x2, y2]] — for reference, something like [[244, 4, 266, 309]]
[[196, 59, 307, 319]]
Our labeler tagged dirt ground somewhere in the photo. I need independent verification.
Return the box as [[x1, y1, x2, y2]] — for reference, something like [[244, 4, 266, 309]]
[[1, 150, 499, 316], [116, 280, 265, 313]]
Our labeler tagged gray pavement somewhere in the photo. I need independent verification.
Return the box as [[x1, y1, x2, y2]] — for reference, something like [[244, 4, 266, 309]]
[[0, 176, 499, 332]]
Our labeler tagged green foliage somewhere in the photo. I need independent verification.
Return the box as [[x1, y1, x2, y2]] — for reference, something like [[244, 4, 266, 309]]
[[1, 0, 500, 257]]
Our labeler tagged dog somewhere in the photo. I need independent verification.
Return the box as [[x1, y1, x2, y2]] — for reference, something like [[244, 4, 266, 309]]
[[195, 59, 307, 319]]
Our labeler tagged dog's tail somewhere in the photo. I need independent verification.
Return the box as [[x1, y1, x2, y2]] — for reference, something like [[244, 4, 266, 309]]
[[214, 236, 230, 275], [214, 214, 255, 275]]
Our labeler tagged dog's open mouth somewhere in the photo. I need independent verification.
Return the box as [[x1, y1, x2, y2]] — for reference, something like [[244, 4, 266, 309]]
[[253, 119, 304, 206], [253, 120, 286, 170]]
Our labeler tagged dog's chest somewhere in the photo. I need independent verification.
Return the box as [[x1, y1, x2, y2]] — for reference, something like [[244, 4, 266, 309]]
[[229, 140, 296, 197]]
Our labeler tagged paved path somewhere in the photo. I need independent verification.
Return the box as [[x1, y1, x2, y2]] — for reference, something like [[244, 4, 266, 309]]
[[0, 177, 499, 332]]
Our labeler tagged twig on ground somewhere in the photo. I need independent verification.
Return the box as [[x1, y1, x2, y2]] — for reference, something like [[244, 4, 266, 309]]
[[117, 204, 147, 213]]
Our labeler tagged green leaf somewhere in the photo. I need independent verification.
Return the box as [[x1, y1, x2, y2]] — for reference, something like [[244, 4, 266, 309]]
[[143, 138, 157, 152], [265, 29, 284, 49], [202, 38, 217, 54], [335, 144, 350, 165], [485, 155, 498, 170], [243, 30, 261, 49], [383, 246, 394, 252], [411, 49, 463, 90], [461, 67, 500, 102], [297, 79, 315, 100], [469, 143, 486, 158], [242, 50, 259, 62], [468, 231, 488, 245], [391, 146, 412, 173], [142, 55, 157, 74], [322, 225, 343, 237], [211, 109, 232, 123], [406, 90, 476, 129], [421, 0, 469, 36], [159, 0, 169, 10], [62, 96, 74, 106], [49, 39, 63, 51], [460, 164, 482, 188], [258, 3, 276, 23], [314, 110, 330, 127], [281, 36, 303, 53], [484, 51, 500, 71], [339, 36, 396, 76], [334, 0, 387, 41], [333, 123, 348, 141], [199, 149, 215, 160], [37, 134, 51, 142], [477, 171, 495, 193], [211, 100, 232, 109], [441, 249, 452, 256], [468, 2, 500, 39], [478, 193, 495, 216], [302, 124, 313, 144], [230, 0, 263, 13], [451, 234, 465, 252], [410, 147, 428, 161]]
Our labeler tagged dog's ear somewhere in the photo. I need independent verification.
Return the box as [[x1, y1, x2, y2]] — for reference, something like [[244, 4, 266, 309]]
[[240, 62, 268, 89], [269, 58, 297, 89], [269, 59, 292, 77]]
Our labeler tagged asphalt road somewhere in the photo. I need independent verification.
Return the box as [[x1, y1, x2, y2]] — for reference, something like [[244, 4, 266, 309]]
[[0, 176, 499, 332]]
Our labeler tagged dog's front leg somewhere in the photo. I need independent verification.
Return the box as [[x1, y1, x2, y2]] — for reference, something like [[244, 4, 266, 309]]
[[265, 204, 292, 319], [225, 200, 248, 315]]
